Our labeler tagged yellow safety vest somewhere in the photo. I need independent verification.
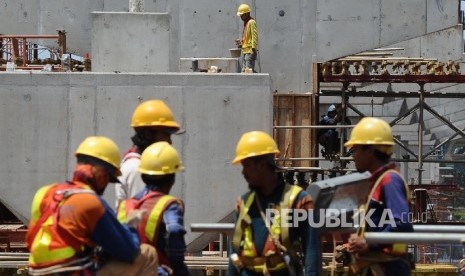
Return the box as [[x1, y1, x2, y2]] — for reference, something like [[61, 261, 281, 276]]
[[241, 19, 258, 54], [232, 184, 302, 272]]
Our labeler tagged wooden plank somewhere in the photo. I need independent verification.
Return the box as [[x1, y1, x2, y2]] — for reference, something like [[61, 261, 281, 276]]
[[273, 94, 313, 168], [294, 96, 311, 167]]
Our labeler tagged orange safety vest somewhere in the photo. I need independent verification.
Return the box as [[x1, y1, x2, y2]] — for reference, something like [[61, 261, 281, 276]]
[[117, 190, 182, 266], [27, 182, 95, 269], [231, 184, 302, 273]]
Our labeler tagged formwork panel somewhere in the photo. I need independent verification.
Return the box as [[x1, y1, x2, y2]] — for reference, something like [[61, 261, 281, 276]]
[[274, 94, 312, 168]]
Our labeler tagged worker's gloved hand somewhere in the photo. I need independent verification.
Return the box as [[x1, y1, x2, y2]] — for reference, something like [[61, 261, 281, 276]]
[[125, 209, 147, 229]]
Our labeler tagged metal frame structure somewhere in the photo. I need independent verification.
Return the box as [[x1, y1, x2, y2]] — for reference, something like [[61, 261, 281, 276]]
[[0, 31, 66, 71], [313, 60, 465, 186]]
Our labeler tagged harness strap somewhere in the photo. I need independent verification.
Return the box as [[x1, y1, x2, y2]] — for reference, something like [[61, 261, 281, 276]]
[[280, 185, 302, 249], [358, 169, 408, 237], [232, 191, 255, 253], [351, 169, 410, 274], [144, 195, 178, 243], [27, 185, 95, 246], [232, 184, 302, 255]]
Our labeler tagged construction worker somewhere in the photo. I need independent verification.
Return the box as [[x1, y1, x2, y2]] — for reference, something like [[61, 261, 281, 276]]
[[117, 141, 189, 276], [116, 99, 182, 208], [236, 4, 258, 73], [228, 131, 321, 276], [317, 103, 350, 156], [344, 117, 413, 276], [26, 136, 158, 275]]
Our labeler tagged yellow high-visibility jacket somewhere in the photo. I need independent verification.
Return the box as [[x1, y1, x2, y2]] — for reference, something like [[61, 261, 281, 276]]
[[241, 19, 258, 54]]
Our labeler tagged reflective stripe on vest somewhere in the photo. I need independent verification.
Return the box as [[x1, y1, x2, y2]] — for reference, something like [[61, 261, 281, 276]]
[[144, 195, 176, 243], [117, 193, 177, 243], [232, 184, 303, 259], [117, 200, 128, 223], [28, 183, 94, 267], [118, 191, 179, 266], [117, 197, 140, 225], [29, 216, 76, 265]]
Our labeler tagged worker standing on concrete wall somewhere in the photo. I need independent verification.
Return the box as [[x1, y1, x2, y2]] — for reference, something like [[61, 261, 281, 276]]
[[115, 99, 182, 208], [117, 141, 189, 276], [344, 117, 413, 276], [26, 136, 157, 275], [228, 131, 321, 276], [236, 4, 258, 73]]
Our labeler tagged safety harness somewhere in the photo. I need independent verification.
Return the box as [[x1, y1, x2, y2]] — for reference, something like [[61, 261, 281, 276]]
[[231, 184, 303, 274], [27, 182, 96, 275], [117, 190, 182, 266], [350, 169, 411, 276]]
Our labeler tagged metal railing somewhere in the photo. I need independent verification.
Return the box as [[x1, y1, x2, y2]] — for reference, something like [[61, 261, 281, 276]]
[[191, 222, 465, 243]]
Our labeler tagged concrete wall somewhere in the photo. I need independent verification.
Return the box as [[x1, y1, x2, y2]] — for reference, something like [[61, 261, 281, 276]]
[[0, 0, 461, 92], [316, 0, 460, 61], [91, 12, 171, 72], [0, 72, 272, 248]]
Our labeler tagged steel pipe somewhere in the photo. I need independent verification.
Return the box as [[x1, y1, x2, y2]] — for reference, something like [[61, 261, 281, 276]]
[[364, 232, 465, 244], [190, 223, 465, 235], [191, 223, 234, 234], [0, 256, 28, 260], [0, 252, 29, 256], [413, 225, 465, 233]]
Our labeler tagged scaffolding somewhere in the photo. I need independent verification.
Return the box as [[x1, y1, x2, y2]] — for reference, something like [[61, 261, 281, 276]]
[[0, 31, 70, 71], [274, 59, 465, 183]]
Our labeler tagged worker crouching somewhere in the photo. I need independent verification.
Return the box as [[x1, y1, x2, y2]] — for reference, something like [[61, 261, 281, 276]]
[[117, 142, 189, 276], [26, 136, 157, 275], [227, 131, 321, 276]]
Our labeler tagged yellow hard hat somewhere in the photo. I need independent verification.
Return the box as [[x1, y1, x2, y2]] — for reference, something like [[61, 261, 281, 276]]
[[139, 141, 184, 175], [344, 117, 394, 154], [75, 136, 122, 175], [232, 131, 279, 164], [237, 4, 251, 16], [131, 100, 181, 130]]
